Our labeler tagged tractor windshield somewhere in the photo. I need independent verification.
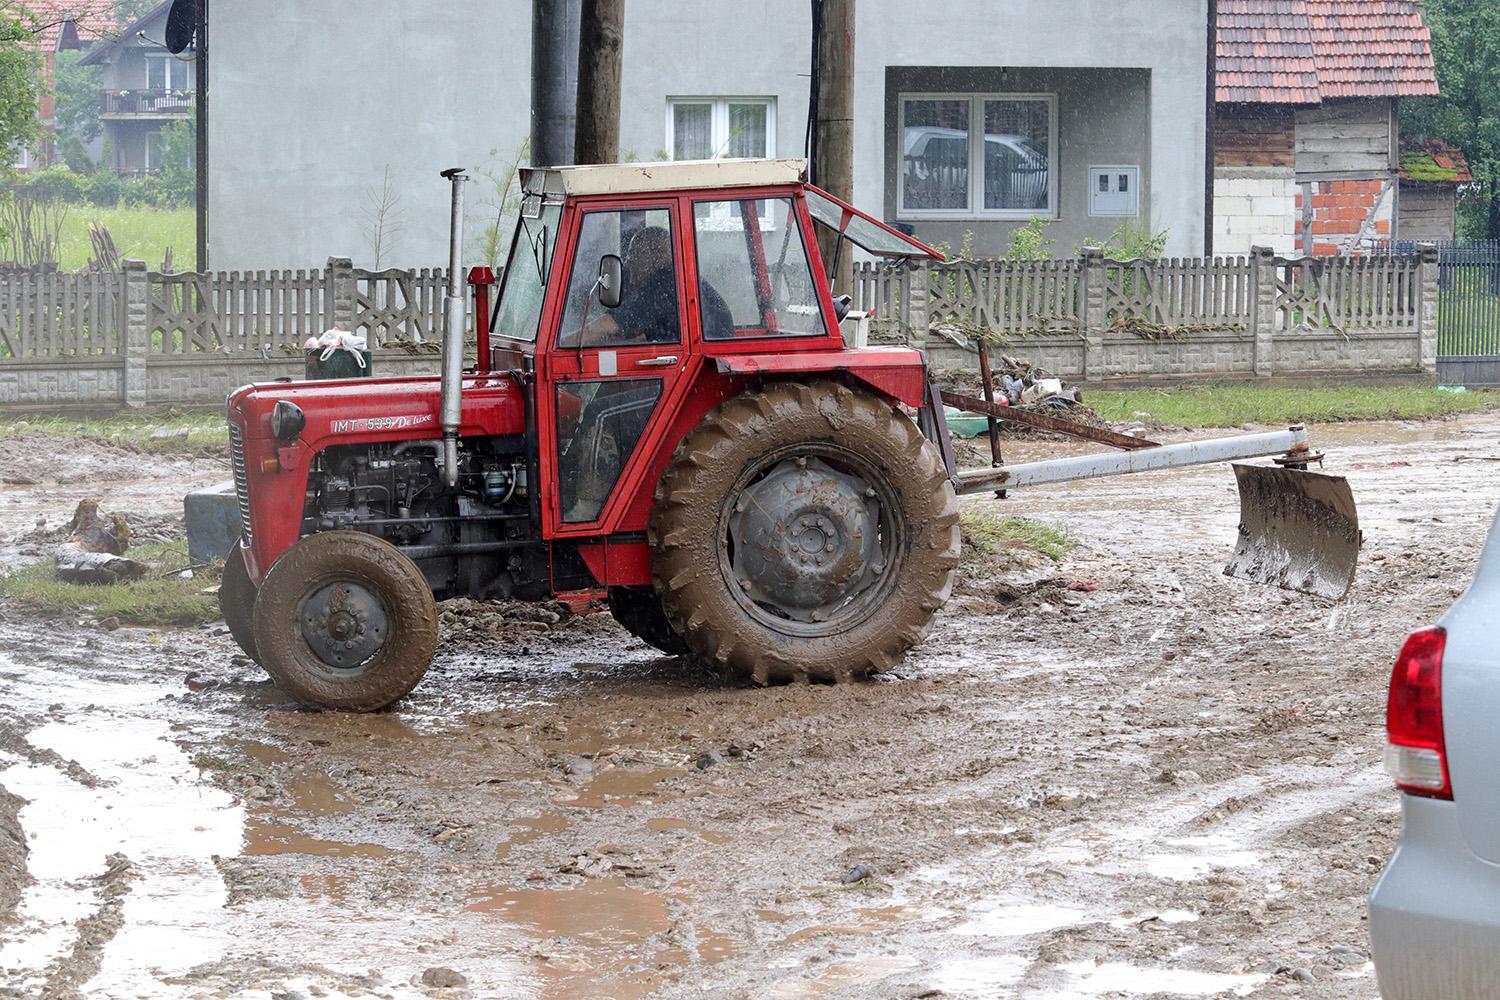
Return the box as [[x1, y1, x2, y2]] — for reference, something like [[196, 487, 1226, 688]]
[[492, 199, 563, 342]]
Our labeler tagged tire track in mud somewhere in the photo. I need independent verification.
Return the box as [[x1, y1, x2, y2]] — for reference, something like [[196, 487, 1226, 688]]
[[0, 622, 243, 997]]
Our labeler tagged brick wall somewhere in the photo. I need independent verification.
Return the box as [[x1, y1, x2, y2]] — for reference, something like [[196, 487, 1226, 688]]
[[1297, 179, 1394, 256]]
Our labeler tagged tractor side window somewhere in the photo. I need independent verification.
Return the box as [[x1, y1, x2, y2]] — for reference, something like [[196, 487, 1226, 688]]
[[691, 198, 828, 340], [557, 208, 681, 348], [556, 378, 663, 523]]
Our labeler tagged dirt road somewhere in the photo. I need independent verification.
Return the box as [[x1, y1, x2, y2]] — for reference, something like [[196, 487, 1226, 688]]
[[2, 416, 1497, 999]]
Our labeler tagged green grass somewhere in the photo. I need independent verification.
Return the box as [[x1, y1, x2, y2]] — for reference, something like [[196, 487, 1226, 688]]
[[54, 205, 195, 271], [960, 511, 1074, 569], [1089, 384, 1500, 429], [0, 411, 227, 453], [0, 541, 221, 627]]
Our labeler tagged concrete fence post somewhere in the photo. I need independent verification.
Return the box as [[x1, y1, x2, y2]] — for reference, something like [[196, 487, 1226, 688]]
[[326, 256, 356, 331], [1416, 242, 1439, 373], [121, 259, 150, 408], [1249, 246, 1278, 377], [906, 260, 929, 353], [1080, 247, 1106, 380]]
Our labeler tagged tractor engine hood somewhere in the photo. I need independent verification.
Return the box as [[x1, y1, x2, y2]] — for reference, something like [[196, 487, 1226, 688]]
[[228, 373, 525, 447]]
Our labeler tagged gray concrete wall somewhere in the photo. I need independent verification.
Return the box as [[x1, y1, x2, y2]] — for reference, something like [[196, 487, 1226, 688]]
[[209, 0, 1208, 271], [208, 1, 533, 272], [0, 354, 440, 410], [925, 329, 1427, 382]]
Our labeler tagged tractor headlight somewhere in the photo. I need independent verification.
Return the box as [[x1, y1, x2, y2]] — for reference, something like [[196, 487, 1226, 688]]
[[271, 400, 305, 442]]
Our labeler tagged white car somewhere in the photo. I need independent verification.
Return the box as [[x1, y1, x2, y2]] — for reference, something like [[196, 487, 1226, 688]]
[[1369, 508, 1500, 998]]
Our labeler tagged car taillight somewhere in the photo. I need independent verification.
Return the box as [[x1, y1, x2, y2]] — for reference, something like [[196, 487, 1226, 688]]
[[1385, 627, 1451, 799]]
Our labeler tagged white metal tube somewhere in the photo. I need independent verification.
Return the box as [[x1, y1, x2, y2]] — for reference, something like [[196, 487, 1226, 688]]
[[439, 169, 468, 487], [956, 426, 1309, 494]]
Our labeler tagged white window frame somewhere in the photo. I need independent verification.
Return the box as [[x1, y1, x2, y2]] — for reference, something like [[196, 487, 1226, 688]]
[[896, 92, 1058, 221], [144, 130, 162, 171], [665, 97, 776, 162], [145, 52, 193, 91], [668, 97, 778, 230]]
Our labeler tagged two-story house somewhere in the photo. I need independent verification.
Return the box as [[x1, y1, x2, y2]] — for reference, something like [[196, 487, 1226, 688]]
[[205, 0, 1214, 271], [77, 1, 194, 176]]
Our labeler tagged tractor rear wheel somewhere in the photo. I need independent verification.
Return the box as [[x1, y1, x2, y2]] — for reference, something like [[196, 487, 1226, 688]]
[[220, 544, 260, 662], [649, 380, 960, 683], [251, 531, 438, 711], [608, 586, 689, 655]]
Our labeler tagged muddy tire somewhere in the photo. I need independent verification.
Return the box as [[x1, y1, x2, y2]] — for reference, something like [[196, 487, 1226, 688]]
[[608, 586, 689, 656], [220, 544, 260, 662], [251, 531, 438, 712], [648, 380, 960, 683]]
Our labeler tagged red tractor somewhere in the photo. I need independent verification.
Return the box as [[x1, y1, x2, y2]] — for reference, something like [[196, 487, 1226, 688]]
[[221, 159, 1359, 711]]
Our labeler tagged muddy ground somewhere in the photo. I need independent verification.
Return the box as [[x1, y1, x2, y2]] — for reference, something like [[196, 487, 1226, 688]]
[[1, 417, 1498, 999]]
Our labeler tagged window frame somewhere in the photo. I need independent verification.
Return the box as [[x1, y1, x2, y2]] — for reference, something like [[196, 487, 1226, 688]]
[[557, 204, 685, 349], [665, 96, 777, 162], [145, 52, 193, 91], [896, 92, 1058, 222], [688, 194, 831, 343]]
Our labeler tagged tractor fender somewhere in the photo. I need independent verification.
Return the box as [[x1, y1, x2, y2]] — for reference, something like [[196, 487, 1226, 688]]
[[712, 348, 929, 408]]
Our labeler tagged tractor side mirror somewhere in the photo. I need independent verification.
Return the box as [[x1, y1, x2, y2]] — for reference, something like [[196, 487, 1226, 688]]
[[597, 254, 623, 309]]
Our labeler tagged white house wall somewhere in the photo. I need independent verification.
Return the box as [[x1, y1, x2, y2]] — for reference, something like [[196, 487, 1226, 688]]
[[208, 0, 1207, 270]]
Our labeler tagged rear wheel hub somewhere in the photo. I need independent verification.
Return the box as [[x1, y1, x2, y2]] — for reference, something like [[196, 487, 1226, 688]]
[[725, 452, 895, 631], [299, 581, 388, 671]]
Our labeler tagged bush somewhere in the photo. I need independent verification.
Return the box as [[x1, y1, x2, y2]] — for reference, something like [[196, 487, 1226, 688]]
[[22, 165, 85, 202], [83, 171, 123, 206], [1005, 217, 1056, 260]]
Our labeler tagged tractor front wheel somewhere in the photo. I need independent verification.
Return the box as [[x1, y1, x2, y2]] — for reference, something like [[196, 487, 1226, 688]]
[[220, 543, 260, 662], [251, 531, 438, 711], [648, 380, 960, 684]]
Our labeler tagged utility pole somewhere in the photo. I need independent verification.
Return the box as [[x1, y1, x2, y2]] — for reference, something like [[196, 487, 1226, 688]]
[[574, 0, 623, 165], [195, 0, 208, 270], [531, 0, 580, 167], [813, 0, 854, 293]]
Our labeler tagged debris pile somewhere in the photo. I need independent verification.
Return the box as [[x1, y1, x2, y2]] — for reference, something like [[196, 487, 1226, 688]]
[[936, 357, 1110, 437]]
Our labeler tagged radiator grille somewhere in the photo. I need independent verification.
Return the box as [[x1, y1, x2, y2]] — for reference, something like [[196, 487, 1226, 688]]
[[228, 422, 253, 545]]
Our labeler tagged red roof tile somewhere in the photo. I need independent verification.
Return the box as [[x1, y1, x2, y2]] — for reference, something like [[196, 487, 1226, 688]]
[[1217, 0, 1440, 104], [7, 1, 120, 53]]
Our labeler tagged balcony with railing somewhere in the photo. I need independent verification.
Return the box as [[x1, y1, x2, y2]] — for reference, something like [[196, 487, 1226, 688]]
[[100, 89, 195, 118]]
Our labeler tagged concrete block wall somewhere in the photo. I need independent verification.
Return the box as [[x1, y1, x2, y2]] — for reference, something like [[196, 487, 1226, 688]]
[[1214, 169, 1298, 257], [1, 353, 440, 409]]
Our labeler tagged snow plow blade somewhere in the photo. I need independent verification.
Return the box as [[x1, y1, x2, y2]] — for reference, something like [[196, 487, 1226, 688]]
[[1224, 464, 1360, 600]]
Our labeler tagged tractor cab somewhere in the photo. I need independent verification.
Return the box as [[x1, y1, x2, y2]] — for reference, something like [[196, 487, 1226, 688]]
[[481, 158, 942, 540]]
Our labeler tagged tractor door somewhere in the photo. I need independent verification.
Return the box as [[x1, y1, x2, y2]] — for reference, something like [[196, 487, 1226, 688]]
[[538, 201, 691, 536]]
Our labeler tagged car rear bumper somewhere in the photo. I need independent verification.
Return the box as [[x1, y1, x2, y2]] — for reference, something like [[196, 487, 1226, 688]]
[[1369, 794, 1500, 999]]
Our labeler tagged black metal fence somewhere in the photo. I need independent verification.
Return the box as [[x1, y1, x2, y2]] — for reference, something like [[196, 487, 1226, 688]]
[[1374, 240, 1500, 357]]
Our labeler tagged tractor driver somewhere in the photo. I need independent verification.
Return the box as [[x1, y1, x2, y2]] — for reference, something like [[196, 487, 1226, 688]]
[[566, 226, 734, 346]]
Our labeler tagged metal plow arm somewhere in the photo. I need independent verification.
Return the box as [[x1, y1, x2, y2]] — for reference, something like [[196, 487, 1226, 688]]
[[954, 427, 1312, 494]]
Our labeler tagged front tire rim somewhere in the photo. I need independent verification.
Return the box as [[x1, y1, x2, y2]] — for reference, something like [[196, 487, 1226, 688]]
[[719, 442, 905, 639], [297, 579, 389, 675]]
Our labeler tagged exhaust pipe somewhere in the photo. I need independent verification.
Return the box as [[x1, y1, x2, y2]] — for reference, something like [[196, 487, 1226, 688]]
[[439, 167, 468, 487]]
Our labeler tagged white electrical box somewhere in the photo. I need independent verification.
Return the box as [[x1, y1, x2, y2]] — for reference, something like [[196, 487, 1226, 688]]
[[1089, 166, 1139, 217]]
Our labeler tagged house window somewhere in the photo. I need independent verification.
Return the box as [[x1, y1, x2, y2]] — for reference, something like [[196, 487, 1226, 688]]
[[146, 53, 194, 91], [145, 131, 162, 171], [666, 98, 775, 161], [898, 93, 1056, 219]]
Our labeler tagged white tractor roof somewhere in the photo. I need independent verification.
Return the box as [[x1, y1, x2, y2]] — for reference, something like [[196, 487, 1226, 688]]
[[525, 158, 807, 197]]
